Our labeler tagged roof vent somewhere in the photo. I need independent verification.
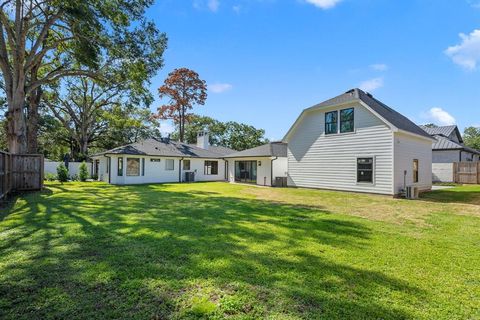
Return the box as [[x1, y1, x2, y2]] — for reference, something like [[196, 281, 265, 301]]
[[366, 92, 373, 98], [345, 89, 355, 94]]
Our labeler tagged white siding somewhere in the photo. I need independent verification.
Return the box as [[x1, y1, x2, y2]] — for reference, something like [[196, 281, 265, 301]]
[[272, 157, 288, 182], [227, 157, 273, 186], [286, 103, 394, 195], [93, 155, 225, 185], [432, 150, 461, 163], [393, 132, 432, 193], [432, 163, 454, 182]]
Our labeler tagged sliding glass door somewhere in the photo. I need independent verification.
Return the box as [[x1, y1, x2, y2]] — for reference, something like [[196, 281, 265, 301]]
[[235, 161, 257, 184]]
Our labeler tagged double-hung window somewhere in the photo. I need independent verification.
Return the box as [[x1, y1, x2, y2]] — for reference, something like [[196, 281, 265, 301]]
[[204, 161, 218, 175], [325, 111, 338, 135], [340, 108, 354, 133], [165, 159, 174, 171], [357, 158, 374, 183], [118, 158, 123, 176], [183, 160, 191, 170]]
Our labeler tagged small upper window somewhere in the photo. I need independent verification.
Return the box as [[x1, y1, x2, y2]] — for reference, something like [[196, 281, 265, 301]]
[[357, 158, 374, 183], [413, 159, 419, 183], [340, 108, 354, 133], [165, 159, 174, 171], [183, 160, 191, 170], [325, 111, 338, 135], [126, 158, 140, 176]]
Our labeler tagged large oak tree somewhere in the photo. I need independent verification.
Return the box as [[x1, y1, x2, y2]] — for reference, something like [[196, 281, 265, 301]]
[[0, 0, 166, 153]]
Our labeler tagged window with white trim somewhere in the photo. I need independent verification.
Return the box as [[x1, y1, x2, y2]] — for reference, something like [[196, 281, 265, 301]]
[[357, 158, 374, 183], [165, 159, 174, 171]]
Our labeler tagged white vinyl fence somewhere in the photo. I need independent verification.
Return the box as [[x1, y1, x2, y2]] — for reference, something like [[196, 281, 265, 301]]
[[45, 161, 92, 178]]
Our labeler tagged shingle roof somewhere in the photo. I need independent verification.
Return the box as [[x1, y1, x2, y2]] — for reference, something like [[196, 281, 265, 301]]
[[285, 88, 433, 140], [93, 138, 235, 158], [419, 125, 463, 143], [431, 135, 480, 154], [224, 142, 287, 158]]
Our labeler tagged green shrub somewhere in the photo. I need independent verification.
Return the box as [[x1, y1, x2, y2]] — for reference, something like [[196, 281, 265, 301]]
[[79, 162, 89, 182], [70, 174, 79, 181], [45, 173, 57, 181], [56, 164, 69, 182]]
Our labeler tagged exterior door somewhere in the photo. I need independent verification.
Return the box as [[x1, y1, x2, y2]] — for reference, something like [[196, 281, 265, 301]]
[[235, 161, 257, 184]]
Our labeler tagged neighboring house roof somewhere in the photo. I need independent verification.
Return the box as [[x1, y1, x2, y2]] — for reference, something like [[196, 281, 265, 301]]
[[92, 138, 235, 158], [419, 125, 463, 143], [224, 142, 287, 158], [430, 134, 480, 154], [283, 88, 433, 141]]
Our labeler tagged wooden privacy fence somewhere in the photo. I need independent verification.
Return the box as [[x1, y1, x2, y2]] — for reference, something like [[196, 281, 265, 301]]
[[0, 151, 44, 201], [453, 162, 480, 184]]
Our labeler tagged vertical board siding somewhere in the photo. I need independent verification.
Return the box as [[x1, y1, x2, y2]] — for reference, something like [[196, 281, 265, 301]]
[[393, 132, 432, 193], [1, 152, 43, 200], [287, 103, 394, 195]]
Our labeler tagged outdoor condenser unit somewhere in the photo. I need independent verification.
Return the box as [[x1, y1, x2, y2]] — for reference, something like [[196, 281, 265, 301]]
[[405, 186, 419, 199]]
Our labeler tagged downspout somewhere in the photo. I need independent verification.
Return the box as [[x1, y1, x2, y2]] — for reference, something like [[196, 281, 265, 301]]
[[271, 156, 278, 187], [222, 158, 228, 181], [179, 157, 184, 183], [459, 150, 462, 162]]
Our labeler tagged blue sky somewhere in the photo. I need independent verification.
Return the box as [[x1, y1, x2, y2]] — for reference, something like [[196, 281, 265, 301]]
[[147, 0, 480, 140]]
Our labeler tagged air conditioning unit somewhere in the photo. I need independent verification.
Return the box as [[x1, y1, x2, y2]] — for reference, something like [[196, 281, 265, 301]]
[[405, 186, 419, 199], [184, 171, 195, 183]]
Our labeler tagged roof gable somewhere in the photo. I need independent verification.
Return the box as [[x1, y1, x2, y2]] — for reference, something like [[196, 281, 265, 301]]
[[419, 125, 463, 143], [283, 89, 433, 141]]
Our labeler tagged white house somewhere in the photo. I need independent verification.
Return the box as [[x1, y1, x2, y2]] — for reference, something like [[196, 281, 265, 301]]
[[419, 125, 480, 182], [224, 142, 288, 186], [283, 88, 435, 196], [91, 132, 234, 185]]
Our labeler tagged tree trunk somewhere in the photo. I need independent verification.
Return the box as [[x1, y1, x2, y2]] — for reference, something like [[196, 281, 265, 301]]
[[26, 87, 42, 154], [7, 92, 28, 154]]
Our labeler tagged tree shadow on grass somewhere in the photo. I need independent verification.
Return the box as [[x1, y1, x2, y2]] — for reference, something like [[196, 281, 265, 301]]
[[0, 183, 425, 319]]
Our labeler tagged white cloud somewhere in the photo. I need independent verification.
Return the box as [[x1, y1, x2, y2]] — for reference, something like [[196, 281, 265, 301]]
[[304, 0, 341, 9], [232, 5, 241, 13], [160, 121, 175, 135], [209, 83, 233, 93], [370, 63, 388, 71], [445, 29, 480, 70], [208, 0, 220, 12], [422, 107, 456, 126], [193, 0, 219, 12], [359, 77, 384, 92]]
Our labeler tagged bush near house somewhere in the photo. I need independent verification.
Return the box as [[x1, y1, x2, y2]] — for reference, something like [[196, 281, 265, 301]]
[[56, 164, 68, 182], [79, 162, 89, 182]]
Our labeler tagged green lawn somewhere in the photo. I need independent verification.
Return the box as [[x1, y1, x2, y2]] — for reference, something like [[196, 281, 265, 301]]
[[0, 182, 479, 319]]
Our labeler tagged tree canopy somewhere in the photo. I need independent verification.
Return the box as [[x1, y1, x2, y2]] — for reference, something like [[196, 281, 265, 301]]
[[156, 68, 207, 142], [0, 0, 166, 153], [463, 127, 480, 150], [172, 115, 269, 151]]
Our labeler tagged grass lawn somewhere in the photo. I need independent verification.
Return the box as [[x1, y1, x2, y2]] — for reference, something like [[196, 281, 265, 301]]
[[0, 182, 479, 319]]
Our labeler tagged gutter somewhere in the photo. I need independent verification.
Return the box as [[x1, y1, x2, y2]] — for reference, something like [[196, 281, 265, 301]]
[[271, 156, 278, 186]]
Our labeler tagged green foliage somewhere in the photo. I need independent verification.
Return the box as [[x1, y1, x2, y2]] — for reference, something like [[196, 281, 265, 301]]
[[1, 182, 479, 319], [172, 115, 269, 151], [463, 126, 480, 150], [44, 173, 57, 181], [79, 162, 89, 182], [56, 164, 69, 182], [422, 123, 438, 128]]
